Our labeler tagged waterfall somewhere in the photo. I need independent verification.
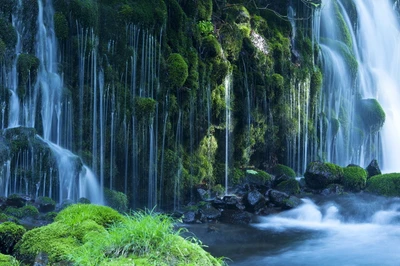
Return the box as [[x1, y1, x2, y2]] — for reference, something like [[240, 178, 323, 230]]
[[317, 0, 399, 171], [224, 74, 232, 195]]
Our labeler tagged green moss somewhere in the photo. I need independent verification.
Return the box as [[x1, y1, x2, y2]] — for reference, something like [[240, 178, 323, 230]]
[[219, 23, 243, 61], [0, 39, 5, 58], [0, 222, 26, 255], [71, 0, 98, 30], [55, 204, 124, 228], [128, 0, 167, 27], [0, 253, 19, 266], [342, 165, 367, 192], [167, 53, 189, 88], [367, 173, 400, 197], [20, 205, 39, 218], [197, 0, 213, 21], [310, 68, 322, 104], [134, 97, 157, 119], [54, 12, 69, 40], [270, 164, 296, 178], [17, 53, 40, 98], [212, 184, 225, 197], [201, 35, 221, 58], [276, 178, 300, 195], [0, 18, 17, 49], [104, 188, 128, 213], [3, 207, 23, 219], [357, 98, 386, 133], [15, 222, 78, 264], [333, 0, 352, 48]]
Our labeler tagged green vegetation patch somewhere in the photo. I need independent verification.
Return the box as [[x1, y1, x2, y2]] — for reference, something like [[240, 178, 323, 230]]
[[342, 165, 367, 192], [0, 253, 19, 266], [269, 164, 296, 178], [167, 53, 189, 88], [367, 173, 400, 197], [357, 98, 386, 133], [55, 203, 124, 227], [104, 188, 128, 213], [0, 222, 26, 255]]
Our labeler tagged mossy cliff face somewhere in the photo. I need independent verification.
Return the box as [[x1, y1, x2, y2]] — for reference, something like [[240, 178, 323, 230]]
[[0, 0, 385, 209]]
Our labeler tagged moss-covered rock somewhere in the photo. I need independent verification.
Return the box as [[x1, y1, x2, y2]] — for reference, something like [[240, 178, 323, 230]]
[[276, 178, 300, 195], [357, 98, 386, 133], [54, 12, 69, 40], [367, 173, 400, 197], [0, 18, 17, 49], [104, 188, 128, 213], [341, 165, 367, 192], [245, 169, 272, 186], [36, 196, 56, 212], [14, 221, 79, 264], [304, 161, 343, 190], [71, 0, 99, 29], [134, 97, 157, 119], [16, 53, 40, 98], [366, 159, 381, 179], [0, 222, 26, 255], [269, 164, 296, 178], [166, 53, 189, 88]]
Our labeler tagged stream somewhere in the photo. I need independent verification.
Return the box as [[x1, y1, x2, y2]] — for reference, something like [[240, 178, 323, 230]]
[[185, 194, 400, 265]]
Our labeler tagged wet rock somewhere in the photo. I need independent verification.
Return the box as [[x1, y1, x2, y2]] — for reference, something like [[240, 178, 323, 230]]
[[267, 189, 301, 209], [220, 209, 253, 224], [321, 184, 344, 196], [273, 174, 290, 187], [6, 194, 31, 208], [366, 159, 381, 178], [196, 188, 211, 201], [182, 211, 198, 224], [243, 190, 266, 212], [34, 252, 49, 266], [276, 178, 300, 195], [36, 197, 56, 213], [304, 161, 343, 189], [199, 205, 221, 222]]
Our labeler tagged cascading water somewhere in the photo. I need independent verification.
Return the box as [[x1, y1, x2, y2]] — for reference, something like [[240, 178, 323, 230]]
[[224, 74, 232, 195]]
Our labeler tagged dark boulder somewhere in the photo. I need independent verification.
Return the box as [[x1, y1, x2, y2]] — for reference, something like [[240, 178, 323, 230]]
[[36, 197, 56, 213], [243, 190, 266, 212], [276, 178, 300, 195], [182, 211, 198, 224], [199, 205, 221, 222], [366, 159, 381, 178], [321, 184, 344, 196], [304, 161, 343, 190], [267, 189, 301, 209], [273, 174, 291, 187], [6, 194, 31, 208]]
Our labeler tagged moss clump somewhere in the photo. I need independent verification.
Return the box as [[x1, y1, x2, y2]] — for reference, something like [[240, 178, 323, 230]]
[[276, 178, 300, 195], [270, 164, 296, 178], [304, 162, 344, 190], [71, 0, 98, 29], [197, 0, 213, 21], [3, 207, 23, 219], [166, 53, 189, 88], [54, 12, 69, 40], [0, 253, 19, 266], [367, 173, 400, 197], [15, 222, 79, 264], [357, 98, 386, 133], [333, 0, 352, 48], [0, 18, 17, 49], [17, 53, 40, 98], [55, 204, 124, 228], [342, 165, 367, 192], [0, 222, 26, 255], [134, 97, 157, 119], [201, 35, 221, 58], [104, 188, 128, 213], [128, 0, 167, 27], [245, 169, 272, 186]]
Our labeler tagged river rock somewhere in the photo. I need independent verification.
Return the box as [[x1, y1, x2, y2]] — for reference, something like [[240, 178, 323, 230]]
[[183, 211, 198, 224], [267, 189, 302, 209], [304, 161, 343, 190], [6, 194, 32, 208], [366, 159, 381, 178], [243, 190, 266, 212], [276, 178, 300, 195], [34, 252, 49, 266], [35, 197, 56, 213], [273, 174, 290, 187], [200, 205, 221, 222]]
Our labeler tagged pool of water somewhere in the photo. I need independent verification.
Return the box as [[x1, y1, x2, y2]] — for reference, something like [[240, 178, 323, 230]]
[[185, 194, 400, 265]]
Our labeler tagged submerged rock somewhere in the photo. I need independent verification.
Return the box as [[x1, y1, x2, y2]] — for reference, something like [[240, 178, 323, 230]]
[[267, 189, 301, 209]]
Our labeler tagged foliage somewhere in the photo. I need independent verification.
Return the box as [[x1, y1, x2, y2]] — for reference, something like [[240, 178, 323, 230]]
[[16, 53, 40, 98], [0, 18, 17, 49], [0, 222, 26, 255], [342, 165, 367, 192], [197, 0, 213, 21], [67, 209, 224, 265], [55, 204, 124, 228], [134, 97, 157, 119], [167, 53, 189, 88], [104, 188, 128, 213], [367, 173, 400, 197], [198, 20, 214, 36], [71, 0, 98, 29]]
